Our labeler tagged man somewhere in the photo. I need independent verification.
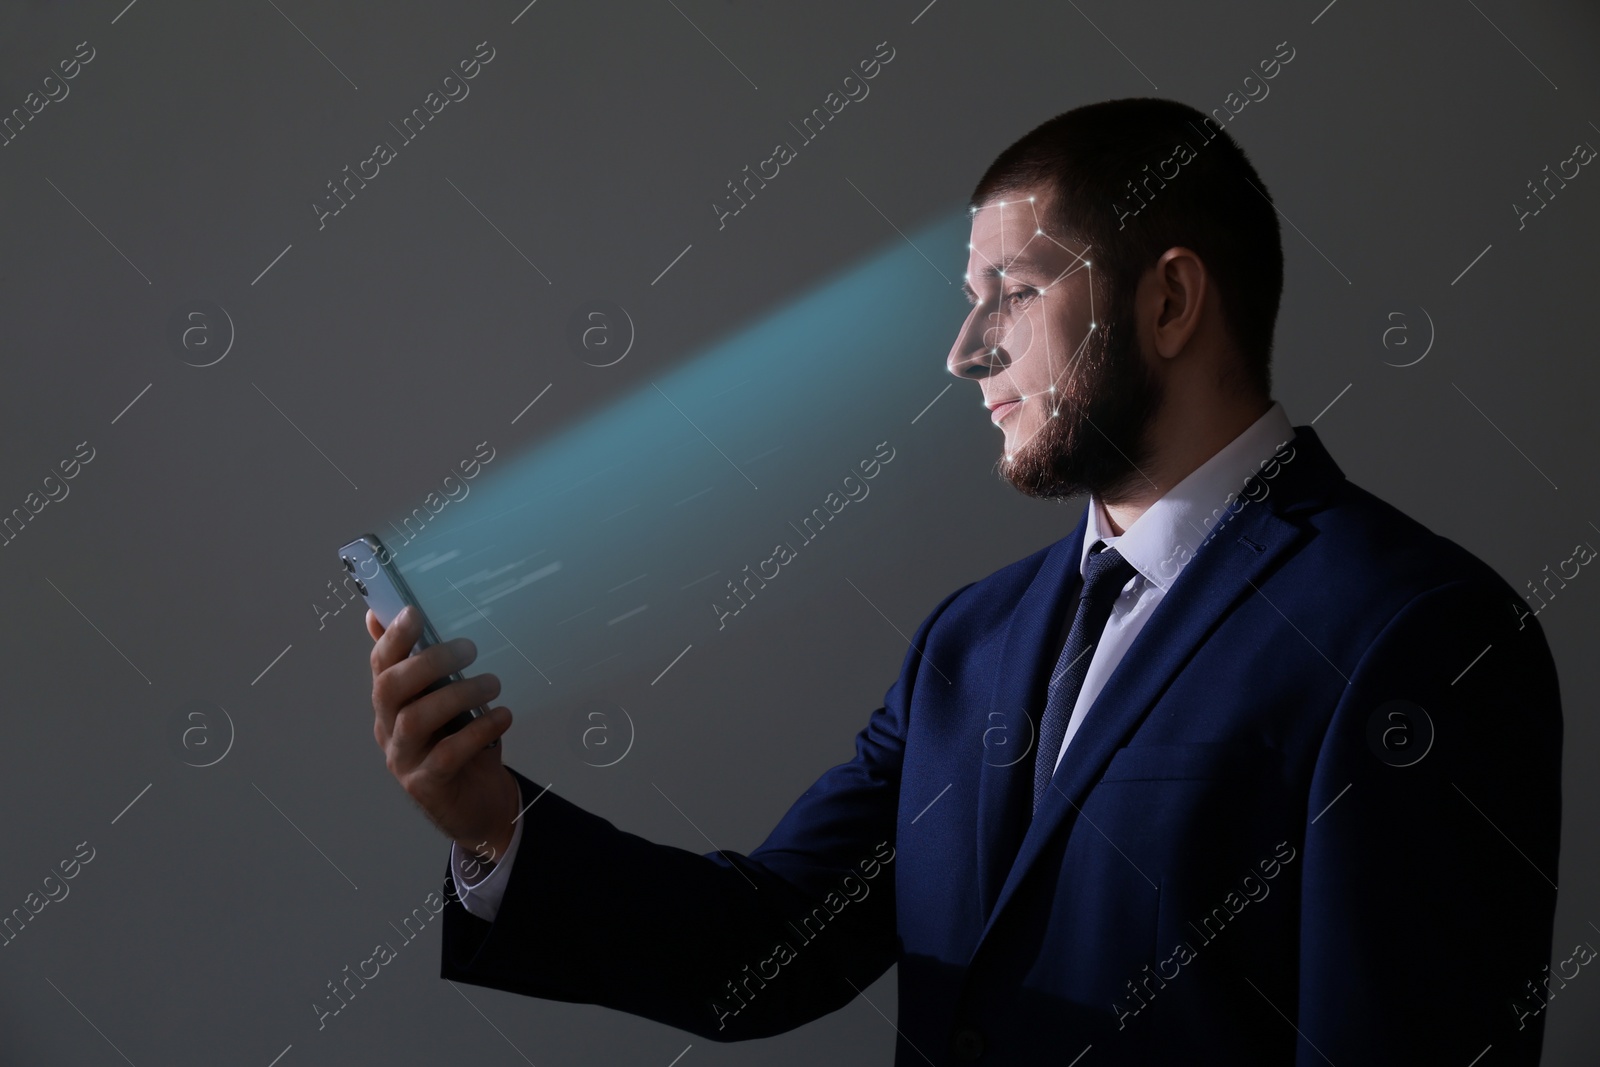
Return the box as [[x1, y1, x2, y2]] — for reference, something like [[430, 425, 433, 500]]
[[366, 98, 1562, 1064]]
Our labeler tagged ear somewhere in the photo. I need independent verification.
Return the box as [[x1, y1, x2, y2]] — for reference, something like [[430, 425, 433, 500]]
[[1147, 247, 1208, 359]]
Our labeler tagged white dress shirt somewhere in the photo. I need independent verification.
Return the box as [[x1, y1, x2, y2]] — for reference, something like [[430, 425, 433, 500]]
[[451, 806, 525, 920], [450, 400, 1297, 921], [1047, 399, 1295, 778]]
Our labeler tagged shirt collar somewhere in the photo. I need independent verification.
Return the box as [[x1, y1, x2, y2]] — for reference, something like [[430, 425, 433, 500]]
[[1080, 400, 1296, 591]]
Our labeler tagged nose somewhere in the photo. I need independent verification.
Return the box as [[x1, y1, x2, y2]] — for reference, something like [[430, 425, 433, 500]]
[[946, 304, 1009, 380]]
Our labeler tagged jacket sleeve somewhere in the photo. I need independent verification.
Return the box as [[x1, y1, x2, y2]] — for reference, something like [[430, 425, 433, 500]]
[[438, 582, 972, 1041], [1294, 576, 1563, 1064]]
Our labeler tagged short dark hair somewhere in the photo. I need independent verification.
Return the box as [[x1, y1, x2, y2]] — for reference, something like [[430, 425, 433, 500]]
[[969, 97, 1282, 398]]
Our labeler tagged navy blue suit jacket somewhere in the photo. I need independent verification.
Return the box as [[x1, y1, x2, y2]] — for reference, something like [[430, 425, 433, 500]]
[[440, 425, 1562, 1065]]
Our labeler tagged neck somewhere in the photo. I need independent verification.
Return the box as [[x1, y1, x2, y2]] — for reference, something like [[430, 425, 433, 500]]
[[1099, 391, 1273, 536]]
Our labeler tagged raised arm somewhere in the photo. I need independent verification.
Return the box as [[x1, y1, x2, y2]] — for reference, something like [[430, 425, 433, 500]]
[[407, 584, 969, 1040]]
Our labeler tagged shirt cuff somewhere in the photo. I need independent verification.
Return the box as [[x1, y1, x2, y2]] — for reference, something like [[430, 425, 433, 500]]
[[448, 815, 525, 922]]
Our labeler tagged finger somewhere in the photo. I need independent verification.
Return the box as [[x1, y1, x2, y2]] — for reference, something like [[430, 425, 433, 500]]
[[390, 673, 503, 768], [370, 605, 422, 679], [375, 636, 478, 720], [417, 706, 512, 784], [370, 608, 419, 746], [371, 616, 462, 743], [367, 609, 384, 642]]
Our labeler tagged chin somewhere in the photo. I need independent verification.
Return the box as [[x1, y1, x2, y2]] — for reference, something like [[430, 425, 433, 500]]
[[1001, 418, 1043, 455]]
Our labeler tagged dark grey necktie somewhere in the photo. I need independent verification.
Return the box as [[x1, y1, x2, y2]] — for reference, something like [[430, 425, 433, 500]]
[[1032, 541, 1138, 813]]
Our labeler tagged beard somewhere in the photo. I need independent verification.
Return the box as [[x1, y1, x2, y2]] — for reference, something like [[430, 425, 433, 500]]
[[999, 293, 1165, 502]]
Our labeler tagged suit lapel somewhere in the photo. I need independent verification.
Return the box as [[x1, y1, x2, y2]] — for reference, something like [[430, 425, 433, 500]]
[[973, 511, 1087, 921], [968, 424, 1344, 953]]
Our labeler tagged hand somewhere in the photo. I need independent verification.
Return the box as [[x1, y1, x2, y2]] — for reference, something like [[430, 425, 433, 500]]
[[368, 606, 520, 862]]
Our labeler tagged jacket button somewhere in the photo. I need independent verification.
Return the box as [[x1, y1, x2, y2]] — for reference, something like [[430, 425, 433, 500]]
[[951, 1026, 985, 1060]]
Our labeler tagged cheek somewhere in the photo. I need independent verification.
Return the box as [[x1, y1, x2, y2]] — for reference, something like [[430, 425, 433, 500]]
[[1050, 302, 1095, 364], [1002, 309, 1037, 360], [1008, 308, 1063, 389]]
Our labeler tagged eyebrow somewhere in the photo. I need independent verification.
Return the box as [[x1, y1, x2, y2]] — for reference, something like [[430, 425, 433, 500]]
[[960, 252, 1050, 303]]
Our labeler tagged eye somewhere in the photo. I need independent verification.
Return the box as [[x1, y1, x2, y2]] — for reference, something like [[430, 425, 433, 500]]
[[1004, 286, 1039, 307]]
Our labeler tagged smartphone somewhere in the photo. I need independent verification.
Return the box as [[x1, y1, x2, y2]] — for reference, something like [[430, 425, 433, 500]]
[[338, 533, 489, 743]]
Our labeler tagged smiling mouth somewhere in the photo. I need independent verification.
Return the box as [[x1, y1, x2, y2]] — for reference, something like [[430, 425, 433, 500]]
[[990, 398, 1022, 425]]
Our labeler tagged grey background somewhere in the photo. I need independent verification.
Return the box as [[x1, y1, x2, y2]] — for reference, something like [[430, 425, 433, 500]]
[[1, 0, 1597, 1063]]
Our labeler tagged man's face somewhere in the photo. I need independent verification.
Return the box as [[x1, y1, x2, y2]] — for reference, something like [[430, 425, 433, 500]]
[[947, 186, 1163, 501]]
